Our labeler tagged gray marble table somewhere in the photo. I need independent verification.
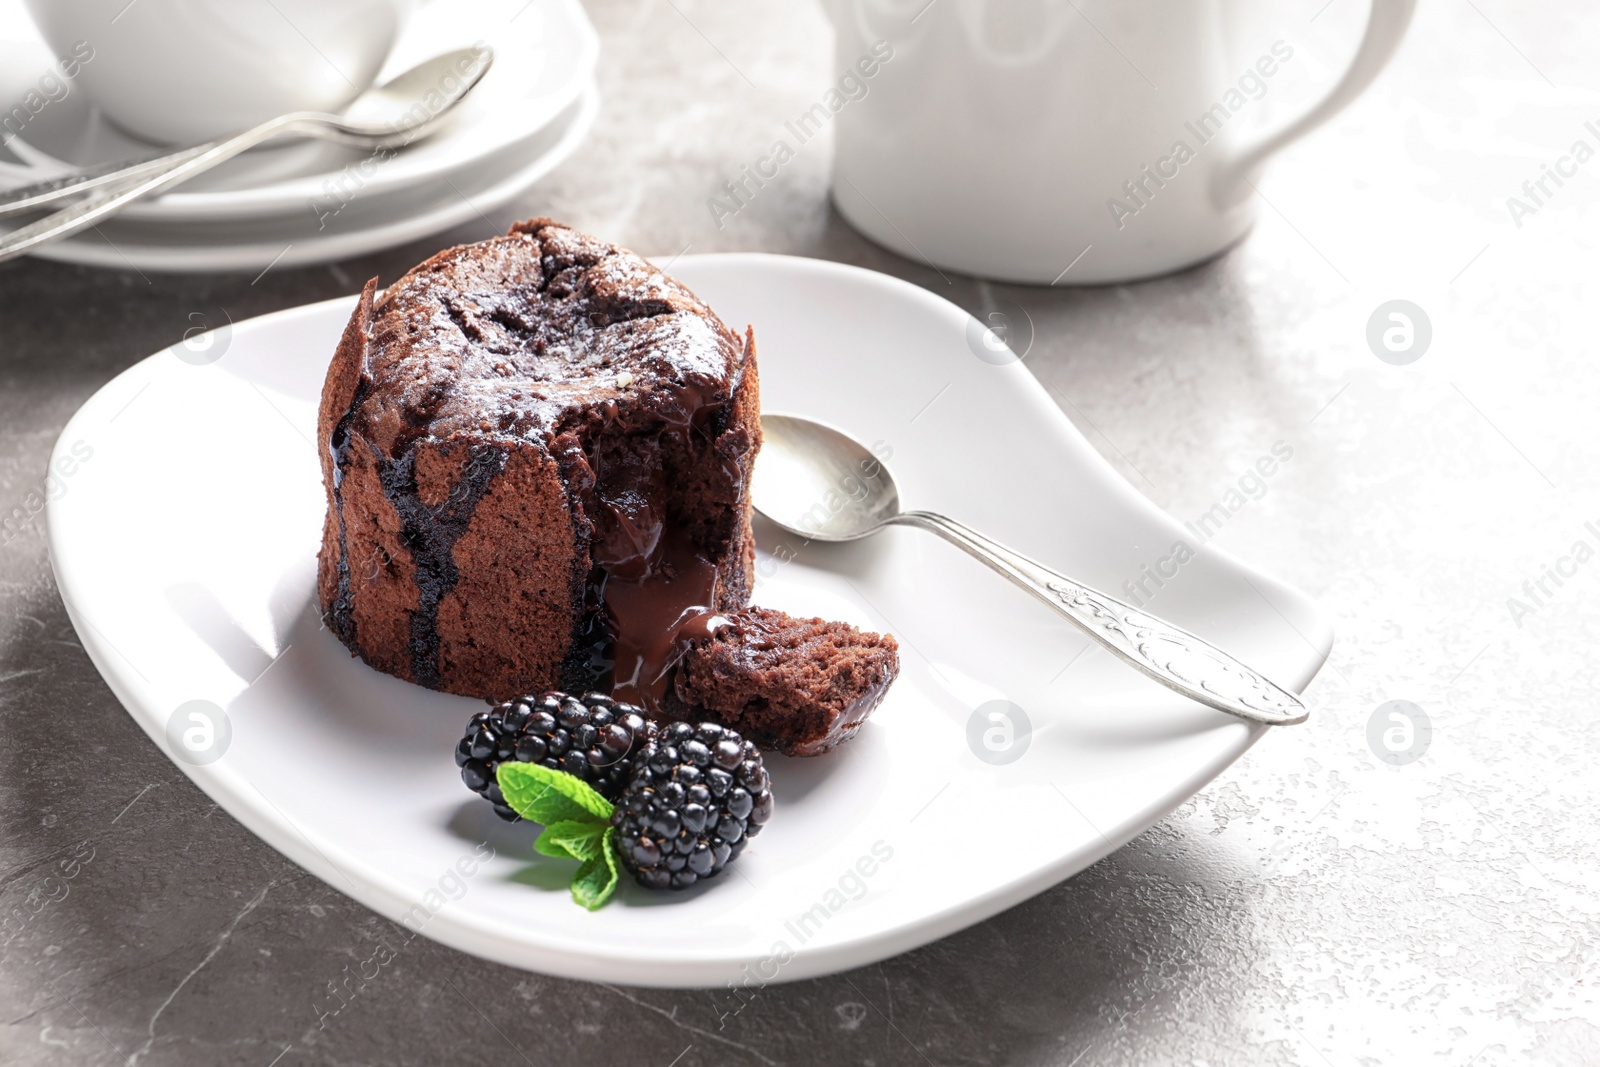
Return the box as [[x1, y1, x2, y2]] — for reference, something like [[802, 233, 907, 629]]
[[3, 1, 1597, 1064]]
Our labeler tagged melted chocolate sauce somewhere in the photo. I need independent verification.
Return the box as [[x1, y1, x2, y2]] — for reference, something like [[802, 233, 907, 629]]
[[376, 444, 508, 687], [602, 529, 730, 712]]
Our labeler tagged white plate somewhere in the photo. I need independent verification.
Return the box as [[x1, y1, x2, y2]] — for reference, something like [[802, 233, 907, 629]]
[[47, 255, 1331, 987], [25, 83, 597, 272], [0, 0, 597, 222]]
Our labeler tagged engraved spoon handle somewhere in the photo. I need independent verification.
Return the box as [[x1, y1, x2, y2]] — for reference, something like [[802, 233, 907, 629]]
[[888, 510, 1309, 726]]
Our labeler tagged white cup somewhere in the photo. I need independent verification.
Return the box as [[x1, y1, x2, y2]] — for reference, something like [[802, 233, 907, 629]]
[[21, 0, 417, 145], [827, 0, 1415, 285]]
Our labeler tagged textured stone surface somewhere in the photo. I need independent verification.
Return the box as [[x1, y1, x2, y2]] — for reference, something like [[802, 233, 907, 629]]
[[3, 0, 1598, 1064]]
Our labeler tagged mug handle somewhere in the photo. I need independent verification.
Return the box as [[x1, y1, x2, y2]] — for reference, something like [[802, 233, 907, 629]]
[[1214, 0, 1417, 207]]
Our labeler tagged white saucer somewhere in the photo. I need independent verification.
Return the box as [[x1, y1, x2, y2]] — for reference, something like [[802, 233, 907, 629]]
[[0, 0, 597, 223], [47, 255, 1331, 986], [26, 83, 597, 272]]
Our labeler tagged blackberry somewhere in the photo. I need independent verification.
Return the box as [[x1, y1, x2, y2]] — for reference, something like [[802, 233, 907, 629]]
[[456, 691, 654, 820], [612, 721, 774, 890]]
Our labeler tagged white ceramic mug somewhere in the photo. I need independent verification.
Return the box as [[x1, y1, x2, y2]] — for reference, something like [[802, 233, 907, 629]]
[[827, 0, 1416, 285], [21, 0, 416, 145]]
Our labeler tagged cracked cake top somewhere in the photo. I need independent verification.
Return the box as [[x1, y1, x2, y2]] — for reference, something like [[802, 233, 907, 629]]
[[347, 218, 749, 456]]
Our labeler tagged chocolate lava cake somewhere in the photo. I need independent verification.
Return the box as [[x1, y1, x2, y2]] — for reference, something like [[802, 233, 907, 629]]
[[317, 219, 898, 748]]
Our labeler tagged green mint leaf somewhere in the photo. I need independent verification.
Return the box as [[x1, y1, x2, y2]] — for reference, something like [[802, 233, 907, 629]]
[[497, 763, 614, 825], [496, 766, 622, 910], [570, 827, 621, 911], [534, 820, 610, 862]]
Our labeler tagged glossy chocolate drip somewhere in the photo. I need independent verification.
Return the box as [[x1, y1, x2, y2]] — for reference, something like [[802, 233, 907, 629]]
[[376, 444, 509, 687], [602, 528, 730, 713]]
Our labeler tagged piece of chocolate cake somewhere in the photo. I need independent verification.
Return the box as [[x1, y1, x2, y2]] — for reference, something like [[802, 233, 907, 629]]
[[317, 218, 898, 750], [668, 607, 900, 756]]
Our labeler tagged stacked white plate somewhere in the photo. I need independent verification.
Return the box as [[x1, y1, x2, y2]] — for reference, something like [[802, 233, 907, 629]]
[[0, 0, 598, 272]]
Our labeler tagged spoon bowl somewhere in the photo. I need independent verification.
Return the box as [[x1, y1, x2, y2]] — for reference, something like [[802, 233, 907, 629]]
[[752, 413, 1310, 727], [752, 414, 901, 541], [329, 47, 495, 143]]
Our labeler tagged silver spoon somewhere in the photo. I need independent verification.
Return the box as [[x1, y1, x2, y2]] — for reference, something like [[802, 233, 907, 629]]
[[0, 46, 493, 262], [752, 414, 1309, 726]]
